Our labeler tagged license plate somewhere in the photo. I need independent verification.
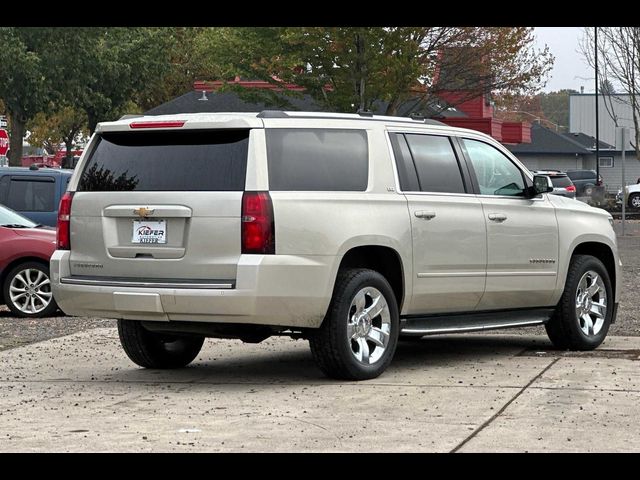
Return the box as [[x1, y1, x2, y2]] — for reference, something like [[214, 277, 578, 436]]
[[132, 220, 167, 244]]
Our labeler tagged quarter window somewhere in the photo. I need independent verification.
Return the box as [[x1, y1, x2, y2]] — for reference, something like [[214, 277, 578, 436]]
[[266, 129, 368, 191], [462, 139, 526, 197]]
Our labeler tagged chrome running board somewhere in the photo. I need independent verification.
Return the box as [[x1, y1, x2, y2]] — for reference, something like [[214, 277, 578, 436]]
[[400, 308, 554, 336]]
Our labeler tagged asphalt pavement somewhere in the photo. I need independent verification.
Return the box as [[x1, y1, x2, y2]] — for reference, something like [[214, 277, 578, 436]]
[[1, 328, 639, 452]]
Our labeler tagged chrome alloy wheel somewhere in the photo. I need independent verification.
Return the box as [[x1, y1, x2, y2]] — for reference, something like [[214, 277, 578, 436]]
[[9, 268, 53, 315], [575, 270, 607, 337], [631, 195, 640, 208], [347, 287, 391, 365]]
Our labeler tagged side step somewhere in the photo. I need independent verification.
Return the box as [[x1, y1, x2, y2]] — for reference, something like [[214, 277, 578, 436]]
[[400, 308, 554, 336]]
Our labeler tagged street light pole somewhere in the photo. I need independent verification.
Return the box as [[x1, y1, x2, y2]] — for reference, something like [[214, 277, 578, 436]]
[[595, 26, 600, 178]]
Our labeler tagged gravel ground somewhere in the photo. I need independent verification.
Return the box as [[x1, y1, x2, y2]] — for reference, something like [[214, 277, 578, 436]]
[[0, 227, 638, 351], [0, 308, 114, 351]]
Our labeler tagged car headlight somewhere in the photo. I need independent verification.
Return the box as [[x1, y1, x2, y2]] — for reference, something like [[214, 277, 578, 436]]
[[608, 216, 614, 227]]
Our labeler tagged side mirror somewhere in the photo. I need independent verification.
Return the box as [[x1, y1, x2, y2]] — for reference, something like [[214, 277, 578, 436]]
[[532, 174, 554, 196]]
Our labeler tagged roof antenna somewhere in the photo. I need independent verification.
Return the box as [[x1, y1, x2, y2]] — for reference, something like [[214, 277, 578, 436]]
[[356, 109, 373, 117], [198, 90, 208, 101]]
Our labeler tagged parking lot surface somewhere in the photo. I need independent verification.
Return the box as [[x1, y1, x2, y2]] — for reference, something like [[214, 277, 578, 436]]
[[1, 328, 639, 452]]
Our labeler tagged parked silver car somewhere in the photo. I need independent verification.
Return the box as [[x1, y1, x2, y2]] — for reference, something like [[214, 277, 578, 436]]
[[533, 170, 576, 199], [51, 111, 621, 380]]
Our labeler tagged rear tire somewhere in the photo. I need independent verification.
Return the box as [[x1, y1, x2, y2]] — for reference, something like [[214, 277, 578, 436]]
[[117, 320, 205, 368], [629, 193, 640, 209], [584, 185, 594, 196], [309, 268, 399, 380], [545, 255, 612, 350]]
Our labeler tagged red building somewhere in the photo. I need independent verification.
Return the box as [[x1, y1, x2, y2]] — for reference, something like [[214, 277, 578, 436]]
[[435, 90, 530, 144]]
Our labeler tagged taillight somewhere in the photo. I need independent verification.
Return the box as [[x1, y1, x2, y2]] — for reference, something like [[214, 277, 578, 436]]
[[56, 192, 74, 250], [566, 185, 576, 192], [241, 191, 275, 254]]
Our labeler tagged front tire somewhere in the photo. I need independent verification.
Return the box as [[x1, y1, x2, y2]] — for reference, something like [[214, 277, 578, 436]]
[[309, 268, 399, 380], [545, 255, 613, 350], [2, 261, 58, 318], [629, 193, 640, 209], [118, 320, 205, 368]]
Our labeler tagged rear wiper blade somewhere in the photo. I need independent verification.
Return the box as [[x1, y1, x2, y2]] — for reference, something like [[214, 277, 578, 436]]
[[1, 224, 30, 228]]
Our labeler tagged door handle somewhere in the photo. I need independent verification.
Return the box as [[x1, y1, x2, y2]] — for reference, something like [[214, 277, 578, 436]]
[[414, 211, 436, 220], [488, 213, 507, 222]]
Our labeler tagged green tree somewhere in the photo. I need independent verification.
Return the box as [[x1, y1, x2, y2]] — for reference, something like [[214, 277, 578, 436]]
[[539, 89, 578, 131], [27, 107, 88, 167], [140, 27, 212, 110], [198, 27, 553, 115], [0, 28, 54, 165], [36, 28, 178, 134], [0, 28, 185, 164]]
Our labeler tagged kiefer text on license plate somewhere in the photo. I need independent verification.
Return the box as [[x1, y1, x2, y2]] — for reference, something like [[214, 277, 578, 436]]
[[132, 219, 167, 244]]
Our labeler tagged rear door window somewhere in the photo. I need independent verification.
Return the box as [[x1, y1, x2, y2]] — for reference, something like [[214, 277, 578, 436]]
[[78, 130, 250, 192], [266, 129, 368, 191], [404, 134, 466, 194]]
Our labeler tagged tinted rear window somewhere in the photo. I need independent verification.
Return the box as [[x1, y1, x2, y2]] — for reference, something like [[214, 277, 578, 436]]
[[266, 129, 368, 191], [550, 176, 572, 188], [567, 171, 593, 181], [78, 130, 249, 192]]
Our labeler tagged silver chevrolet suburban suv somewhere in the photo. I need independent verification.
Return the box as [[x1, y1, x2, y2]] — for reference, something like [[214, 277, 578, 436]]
[[51, 111, 621, 380]]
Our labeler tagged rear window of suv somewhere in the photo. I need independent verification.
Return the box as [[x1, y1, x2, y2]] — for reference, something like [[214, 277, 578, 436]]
[[567, 171, 593, 181], [78, 130, 249, 191], [550, 176, 572, 188], [266, 129, 368, 191]]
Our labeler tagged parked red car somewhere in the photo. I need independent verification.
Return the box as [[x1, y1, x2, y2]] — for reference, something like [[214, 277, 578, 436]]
[[0, 204, 58, 317]]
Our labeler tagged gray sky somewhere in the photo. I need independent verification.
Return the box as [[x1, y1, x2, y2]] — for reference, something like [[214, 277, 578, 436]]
[[534, 27, 595, 93]]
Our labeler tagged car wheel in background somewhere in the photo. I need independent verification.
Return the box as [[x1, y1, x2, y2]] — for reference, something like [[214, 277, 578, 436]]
[[584, 185, 594, 196], [629, 193, 640, 209], [2, 261, 58, 318]]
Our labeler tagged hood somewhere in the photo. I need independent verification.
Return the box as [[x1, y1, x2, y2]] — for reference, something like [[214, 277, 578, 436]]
[[12, 227, 57, 242], [547, 194, 611, 218]]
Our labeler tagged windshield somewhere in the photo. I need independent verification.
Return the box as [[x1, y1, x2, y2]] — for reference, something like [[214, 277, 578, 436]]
[[0, 204, 38, 228]]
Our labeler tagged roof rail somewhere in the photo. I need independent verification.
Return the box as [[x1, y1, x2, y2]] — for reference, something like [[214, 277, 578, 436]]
[[356, 109, 374, 117], [423, 118, 446, 126], [257, 110, 289, 118], [409, 112, 426, 121]]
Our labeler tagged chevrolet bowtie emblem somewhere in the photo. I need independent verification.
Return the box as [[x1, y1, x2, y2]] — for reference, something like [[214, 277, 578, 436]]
[[134, 207, 154, 218]]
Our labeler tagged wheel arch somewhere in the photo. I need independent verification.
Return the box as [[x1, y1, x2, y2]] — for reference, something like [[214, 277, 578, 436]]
[[569, 241, 617, 299], [336, 245, 406, 312]]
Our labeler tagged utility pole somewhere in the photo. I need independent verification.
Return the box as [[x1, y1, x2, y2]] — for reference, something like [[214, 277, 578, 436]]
[[620, 127, 627, 236], [595, 26, 600, 178]]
